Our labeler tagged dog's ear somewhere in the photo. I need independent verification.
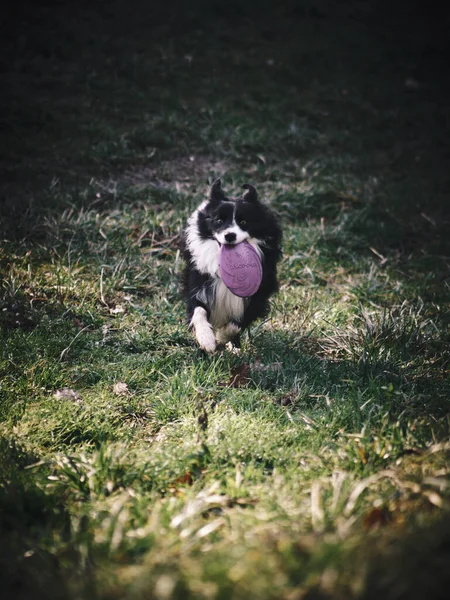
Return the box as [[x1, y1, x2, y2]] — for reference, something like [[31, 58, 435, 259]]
[[242, 183, 258, 203], [210, 178, 226, 202]]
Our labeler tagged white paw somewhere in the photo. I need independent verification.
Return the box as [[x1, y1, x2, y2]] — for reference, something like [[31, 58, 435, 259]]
[[197, 326, 217, 353], [191, 306, 217, 353]]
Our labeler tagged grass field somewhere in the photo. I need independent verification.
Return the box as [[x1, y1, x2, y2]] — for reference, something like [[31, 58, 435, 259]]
[[1, 1, 449, 598]]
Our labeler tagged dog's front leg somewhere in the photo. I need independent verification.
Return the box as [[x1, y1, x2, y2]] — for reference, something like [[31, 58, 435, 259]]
[[216, 322, 241, 348], [191, 307, 216, 353]]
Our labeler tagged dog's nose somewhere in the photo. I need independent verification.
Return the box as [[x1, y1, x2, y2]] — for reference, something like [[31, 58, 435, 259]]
[[225, 232, 237, 243]]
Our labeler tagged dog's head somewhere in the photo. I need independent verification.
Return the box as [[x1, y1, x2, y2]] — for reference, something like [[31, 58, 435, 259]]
[[198, 179, 264, 246]]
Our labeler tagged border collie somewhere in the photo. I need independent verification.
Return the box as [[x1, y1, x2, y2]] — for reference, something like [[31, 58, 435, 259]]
[[181, 179, 282, 353]]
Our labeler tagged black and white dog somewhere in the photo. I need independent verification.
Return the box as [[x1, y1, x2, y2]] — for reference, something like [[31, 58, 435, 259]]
[[181, 179, 282, 353]]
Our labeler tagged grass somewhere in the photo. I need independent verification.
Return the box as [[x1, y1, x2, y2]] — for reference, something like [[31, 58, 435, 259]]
[[1, 0, 449, 598]]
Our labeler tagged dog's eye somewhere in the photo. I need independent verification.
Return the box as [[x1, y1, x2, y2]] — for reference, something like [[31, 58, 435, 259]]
[[239, 220, 247, 226], [215, 218, 224, 225]]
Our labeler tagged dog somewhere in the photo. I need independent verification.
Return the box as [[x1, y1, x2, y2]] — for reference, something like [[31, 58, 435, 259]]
[[181, 179, 282, 353]]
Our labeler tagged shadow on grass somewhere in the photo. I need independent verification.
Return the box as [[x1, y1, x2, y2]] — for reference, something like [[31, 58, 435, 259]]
[[355, 512, 450, 600], [1, 4, 449, 595], [273, 187, 449, 305], [1, 0, 449, 247], [0, 438, 79, 600], [247, 327, 449, 425]]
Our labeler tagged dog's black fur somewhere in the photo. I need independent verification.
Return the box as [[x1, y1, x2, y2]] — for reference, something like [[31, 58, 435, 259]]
[[181, 179, 282, 352]]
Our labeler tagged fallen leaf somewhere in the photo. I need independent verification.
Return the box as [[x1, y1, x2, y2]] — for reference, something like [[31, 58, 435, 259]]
[[53, 388, 82, 403], [113, 382, 131, 396], [250, 359, 282, 373], [110, 305, 125, 315], [224, 364, 250, 388], [173, 471, 194, 486]]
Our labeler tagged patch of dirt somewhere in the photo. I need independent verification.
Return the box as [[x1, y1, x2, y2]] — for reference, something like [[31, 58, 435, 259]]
[[122, 155, 233, 191]]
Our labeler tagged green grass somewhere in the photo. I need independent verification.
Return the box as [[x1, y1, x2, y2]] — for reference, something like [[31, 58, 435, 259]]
[[1, 1, 449, 598]]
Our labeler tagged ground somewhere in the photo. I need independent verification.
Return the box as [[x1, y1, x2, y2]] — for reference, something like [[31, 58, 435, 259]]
[[1, 1, 449, 599]]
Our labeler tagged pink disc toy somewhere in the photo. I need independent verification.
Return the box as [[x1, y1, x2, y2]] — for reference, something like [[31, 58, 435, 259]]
[[219, 241, 263, 297]]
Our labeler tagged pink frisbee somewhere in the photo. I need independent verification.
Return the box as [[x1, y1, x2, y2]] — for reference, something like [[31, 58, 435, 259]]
[[219, 241, 263, 297]]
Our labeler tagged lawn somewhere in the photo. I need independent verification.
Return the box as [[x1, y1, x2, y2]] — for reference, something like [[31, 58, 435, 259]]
[[1, 1, 449, 598]]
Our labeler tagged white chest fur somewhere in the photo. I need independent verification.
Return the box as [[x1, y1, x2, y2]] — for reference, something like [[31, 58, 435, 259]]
[[185, 209, 220, 276], [210, 279, 245, 328]]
